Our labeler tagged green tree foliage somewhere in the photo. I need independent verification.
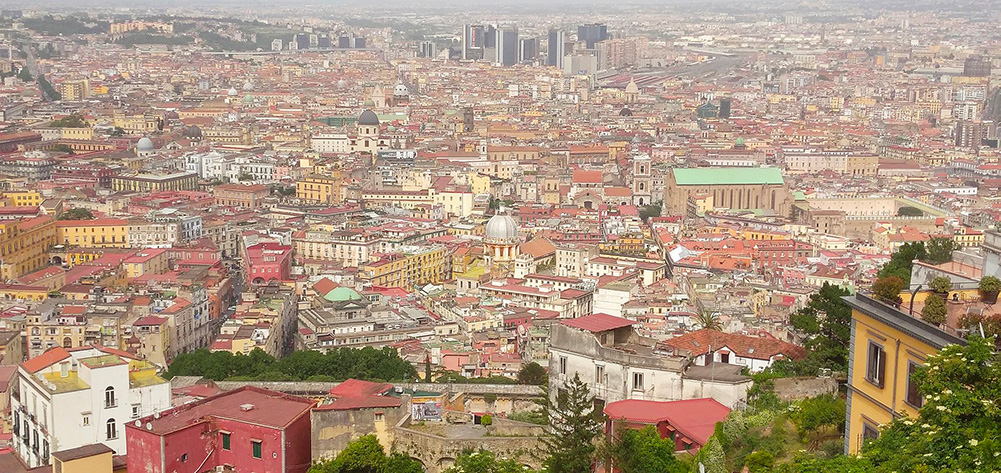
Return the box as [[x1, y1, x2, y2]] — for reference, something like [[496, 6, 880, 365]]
[[788, 283, 852, 374], [49, 113, 89, 128], [919, 294, 947, 325], [695, 309, 723, 331], [116, 32, 193, 48], [923, 237, 959, 265], [896, 206, 922, 217], [59, 208, 95, 220], [872, 276, 905, 305], [928, 276, 952, 293], [308, 435, 423, 473], [17, 66, 32, 82], [507, 409, 547, 425], [50, 144, 75, 155], [790, 394, 846, 449], [165, 347, 416, 381], [540, 374, 602, 473], [22, 15, 109, 35], [517, 361, 547, 385], [876, 242, 926, 285], [745, 451, 775, 473], [639, 204, 662, 222], [434, 371, 517, 384], [606, 425, 688, 473], [481, 414, 492, 427], [37, 75, 61, 101], [445, 450, 536, 473]]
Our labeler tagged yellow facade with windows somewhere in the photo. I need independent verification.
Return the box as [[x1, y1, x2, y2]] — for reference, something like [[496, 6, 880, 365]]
[[0, 190, 43, 207], [0, 217, 57, 280], [56, 219, 129, 248], [844, 294, 965, 454], [296, 174, 341, 204]]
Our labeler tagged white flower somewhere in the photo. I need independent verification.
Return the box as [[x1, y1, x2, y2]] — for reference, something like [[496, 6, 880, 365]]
[[936, 405, 947, 411], [971, 439, 980, 446], [922, 423, 931, 429], [934, 396, 941, 401], [943, 389, 952, 395]]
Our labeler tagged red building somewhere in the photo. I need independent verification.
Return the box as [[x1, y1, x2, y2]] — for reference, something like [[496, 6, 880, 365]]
[[244, 242, 294, 286], [126, 386, 315, 473], [603, 398, 730, 452]]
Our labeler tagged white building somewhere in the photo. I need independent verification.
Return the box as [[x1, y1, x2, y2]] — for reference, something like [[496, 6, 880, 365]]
[[10, 346, 171, 468], [548, 314, 752, 409]]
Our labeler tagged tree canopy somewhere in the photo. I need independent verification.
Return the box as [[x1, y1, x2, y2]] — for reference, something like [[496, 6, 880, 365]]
[[540, 374, 602, 473], [786, 283, 852, 374], [517, 361, 547, 385], [308, 435, 423, 473], [59, 208, 95, 220], [605, 425, 689, 473], [165, 347, 417, 382], [445, 450, 536, 473], [877, 242, 926, 285]]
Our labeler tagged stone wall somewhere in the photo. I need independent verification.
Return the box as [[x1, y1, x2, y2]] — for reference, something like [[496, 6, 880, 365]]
[[772, 376, 838, 402], [310, 406, 406, 461], [393, 414, 544, 473]]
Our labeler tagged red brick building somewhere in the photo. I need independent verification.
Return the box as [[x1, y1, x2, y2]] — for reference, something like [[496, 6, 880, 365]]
[[126, 386, 315, 473]]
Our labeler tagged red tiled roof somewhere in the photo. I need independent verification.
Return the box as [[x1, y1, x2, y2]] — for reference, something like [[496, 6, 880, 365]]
[[21, 346, 71, 373], [657, 329, 806, 360], [604, 398, 730, 446], [560, 313, 634, 332], [132, 386, 315, 435], [316, 378, 402, 410]]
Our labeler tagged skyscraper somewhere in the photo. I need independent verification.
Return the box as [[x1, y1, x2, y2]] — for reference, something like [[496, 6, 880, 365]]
[[964, 55, 992, 77], [419, 41, 437, 58], [578, 23, 608, 49], [295, 33, 310, 51], [547, 30, 565, 69], [719, 97, 732, 119], [462, 24, 486, 60], [519, 37, 539, 63], [495, 26, 518, 66]]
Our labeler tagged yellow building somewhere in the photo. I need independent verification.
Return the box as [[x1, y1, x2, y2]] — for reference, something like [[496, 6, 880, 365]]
[[297, 174, 342, 204], [60, 78, 91, 101], [0, 216, 58, 280], [51, 443, 115, 473], [843, 293, 965, 454], [0, 190, 43, 207], [56, 219, 129, 248], [359, 246, 449, 290], [113, 113, 161, 133]]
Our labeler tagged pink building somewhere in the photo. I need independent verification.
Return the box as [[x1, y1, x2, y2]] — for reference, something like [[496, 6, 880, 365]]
[[244, 242, 293, 286], [126, 386, 314, 473]]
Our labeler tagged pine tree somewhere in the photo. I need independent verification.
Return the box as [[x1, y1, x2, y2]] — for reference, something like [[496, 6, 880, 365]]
[[540, 373, 602, 473]]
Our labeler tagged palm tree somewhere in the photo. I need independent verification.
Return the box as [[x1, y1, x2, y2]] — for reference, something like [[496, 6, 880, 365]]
[[694, 309, 723, 331]]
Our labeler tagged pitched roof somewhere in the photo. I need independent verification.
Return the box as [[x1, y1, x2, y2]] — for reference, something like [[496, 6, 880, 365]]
[[657, 329, 806, 360], [604, 398, 730, 446], [21, 346, 71, 373], [561, 313, 634, 332], [316, 379, 402, 410], [519, 237, 557, 258]]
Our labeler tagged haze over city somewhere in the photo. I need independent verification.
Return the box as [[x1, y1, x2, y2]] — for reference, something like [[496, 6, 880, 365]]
[[0, 1, 997, 473]]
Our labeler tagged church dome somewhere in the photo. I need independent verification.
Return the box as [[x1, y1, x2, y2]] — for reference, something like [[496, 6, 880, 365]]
[[242, 80, 254, 91], [485, 214, 518, 241], [324, 287, 362, 302], [227, 87, 238, 96], [136, 137, 154, 152], [337, 79, 347, 88], [619, 107, 633, 116], [625, 80, 639, 94], [358, 109, 380, 126], [183, 125, 202, 138]]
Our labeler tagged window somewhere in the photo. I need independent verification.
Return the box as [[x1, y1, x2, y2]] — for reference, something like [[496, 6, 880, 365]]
[[106, 419, 117, 440], [252, 440, 262, 459], [865, 342, 886, 388], [132, 405, 140, 418], [559, 356, 567, 375], [632, 372, 644, 391], [905, 362, 923, 408], [222, 432, 231, 450], [105, 386, 117, 408], [862, 422, 879, 443], [595, 365, 605, 385], [82, 415, 90, 426], [180, 454, 188, 462]]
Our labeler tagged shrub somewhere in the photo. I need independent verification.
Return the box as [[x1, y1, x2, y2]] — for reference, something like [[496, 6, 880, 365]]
[[980, 276, 1001, 293], [481, 414, 492, 426], [929, 276, 952, 293]]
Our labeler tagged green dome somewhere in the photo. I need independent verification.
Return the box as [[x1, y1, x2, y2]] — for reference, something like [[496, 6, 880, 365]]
[[242, 94, 254, 103], [324, 287, 362, 302]]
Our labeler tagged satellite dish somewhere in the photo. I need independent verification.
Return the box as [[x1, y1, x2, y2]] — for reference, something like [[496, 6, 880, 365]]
[[134, 420, 141, 427], [146, 422, 152, 430], [154, 412, 161, 419]]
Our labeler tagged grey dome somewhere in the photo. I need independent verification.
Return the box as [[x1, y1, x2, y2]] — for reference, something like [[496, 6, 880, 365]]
[[183, 125, 202, 138], [393, 82, 409, 97], [485, 214, 518, 241], [358, 110, 380, 126], [227, 87, 239, 96], [242, 80, 253, 91], [136, 137, 154, 151]]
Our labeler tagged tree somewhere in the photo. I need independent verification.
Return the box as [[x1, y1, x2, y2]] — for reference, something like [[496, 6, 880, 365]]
[[540, 374, 602, 473], [51, 144, 75, 154], [896, 206, 922, 217], [424, 353, 432, 381], [924, 237, 959, 265], [872, 276, 905, 306], [517, 361, 547, 385], [790, 394, 845, 449], [309, 435, 424, 473], [928, 276, 952, 293], [17, 66, 32, 82], [606, 425, 688, 473], [445, 450, 535, 473], [920, 294, 947, 325], [877, 242, 926, 285], [859, 336, 1001, 472], [481, 414, 492, 426], [694, 309, 723, 331], [165, 346, 416, 381], [59, 208, 95, 220], [788, 283, 852, 374], [639, 204, 662, 222]]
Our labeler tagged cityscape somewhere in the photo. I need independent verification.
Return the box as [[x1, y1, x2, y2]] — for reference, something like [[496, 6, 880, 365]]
[[0, 0, 997, 472]]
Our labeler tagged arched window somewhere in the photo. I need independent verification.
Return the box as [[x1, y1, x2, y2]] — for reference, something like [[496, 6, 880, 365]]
[[105, 386, 116, 408], [106, 418, 117, 440]]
